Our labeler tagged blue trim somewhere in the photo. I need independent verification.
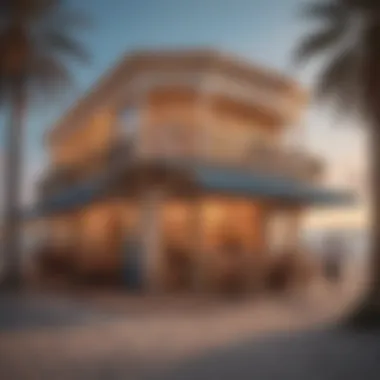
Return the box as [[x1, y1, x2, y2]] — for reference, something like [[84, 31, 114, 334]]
[[25, 162, 355, 219], [193, 165, 354, 205], [26, 178, 105, 219]]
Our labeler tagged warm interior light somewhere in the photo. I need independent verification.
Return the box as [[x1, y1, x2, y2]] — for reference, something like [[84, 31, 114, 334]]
[[203, 201, 226, 228]]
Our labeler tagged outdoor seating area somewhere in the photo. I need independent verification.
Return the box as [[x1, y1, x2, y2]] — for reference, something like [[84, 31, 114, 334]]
[[34, 237, 319, 298]]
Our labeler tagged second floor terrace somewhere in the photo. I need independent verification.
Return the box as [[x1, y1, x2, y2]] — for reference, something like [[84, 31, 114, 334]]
[[38, 139, 323, 200]]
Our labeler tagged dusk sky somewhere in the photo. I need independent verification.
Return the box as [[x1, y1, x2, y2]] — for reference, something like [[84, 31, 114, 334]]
[[0, 0, 368, 228]]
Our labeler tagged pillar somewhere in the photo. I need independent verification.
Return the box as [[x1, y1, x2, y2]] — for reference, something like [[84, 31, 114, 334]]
[[259, 205, 277, 289], [279, 208, 306, 291], [189, 197, 207, 292], [247, 203, 270, 292], [140, 189, 164, 292], [286, 209, 302, 252]]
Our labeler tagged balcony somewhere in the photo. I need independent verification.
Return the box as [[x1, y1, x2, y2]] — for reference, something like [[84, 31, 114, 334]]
[[245, 147, 323, 182], [204, 148, 322, 183], [142, 140, 322, 183], [129, 70, 299, 124], [38, 166, 83, 199], [39, 142, 137, 199], [39, 139, 322, 206], [201, 130, 323, 182]]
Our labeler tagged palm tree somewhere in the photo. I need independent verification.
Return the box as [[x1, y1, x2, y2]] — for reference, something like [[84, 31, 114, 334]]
[[0, 0, 89, 288], [295, 0, 380, 327]]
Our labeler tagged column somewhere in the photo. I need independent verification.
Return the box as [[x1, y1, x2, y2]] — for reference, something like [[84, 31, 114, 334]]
[[285, 208, 304, 290], [260, 205, 277, 286], [286, 209, 301, 252], [189, 198, 206, 292], [248, 204, 268, 292], [140, 189, 164, 292]]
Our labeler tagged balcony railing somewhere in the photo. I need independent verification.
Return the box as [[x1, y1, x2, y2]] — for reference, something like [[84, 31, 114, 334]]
[[143, 143, 322, 183], [39, 141, 137, 198], [129, 71, 297, 122], [246, 147, 323, 182], [38, 166, 84, 199], [39, 139, 322, 203]]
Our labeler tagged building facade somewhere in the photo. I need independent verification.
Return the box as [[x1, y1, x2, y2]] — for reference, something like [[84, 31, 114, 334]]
[[30, 50, 352, 293]]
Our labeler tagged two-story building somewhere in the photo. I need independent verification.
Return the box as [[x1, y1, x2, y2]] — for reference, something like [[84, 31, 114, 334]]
[[29, 49, 353, 293]]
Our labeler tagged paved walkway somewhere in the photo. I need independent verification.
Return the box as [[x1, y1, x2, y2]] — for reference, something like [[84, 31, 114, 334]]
[[158, 328, 380, 380], [0, 278, 366, 380], [0, 293, 116, 332]]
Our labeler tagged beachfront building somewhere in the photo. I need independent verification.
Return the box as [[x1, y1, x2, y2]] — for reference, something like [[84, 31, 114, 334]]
[[30, 49, 352, 293]]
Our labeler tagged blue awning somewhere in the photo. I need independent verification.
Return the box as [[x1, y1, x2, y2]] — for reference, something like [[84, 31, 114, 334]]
[[25, 178, 106, 219], [192, 165, 355, 206], [26, 162, 355, 219]]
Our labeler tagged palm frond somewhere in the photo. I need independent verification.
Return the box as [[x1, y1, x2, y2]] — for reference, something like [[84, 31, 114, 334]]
[[29, 55, 73, 101], [0, 0, 89, 102], [50, 9, 92, 30], [346, 0, 380, 12], [300, 1, 345, 21], [315, 46, 363, 116], [44, 31, 90, 62], [1, 0, 58, 21], [25, 0, 58, 17], [294, 24, 346, 66], [359, 22, 380, 120]]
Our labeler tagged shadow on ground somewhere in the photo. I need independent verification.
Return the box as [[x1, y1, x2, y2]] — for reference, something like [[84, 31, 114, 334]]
[[0, 294, 115, 331], [152, 327, 380, 380]]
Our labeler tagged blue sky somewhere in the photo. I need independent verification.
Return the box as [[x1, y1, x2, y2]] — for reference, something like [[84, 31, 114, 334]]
[[26, 0, 312, 160], [0, 0, 367, 222]]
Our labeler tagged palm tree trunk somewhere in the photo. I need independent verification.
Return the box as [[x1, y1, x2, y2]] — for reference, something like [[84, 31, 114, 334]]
[[368, 124, 380, 297], [2, 80, 26, 290], [344, 117, 380, 328]]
